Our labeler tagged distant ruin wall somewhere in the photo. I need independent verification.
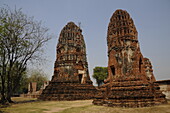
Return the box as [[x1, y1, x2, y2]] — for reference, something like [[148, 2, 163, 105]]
[[156, 80, 170, 100], [20, 81, 49, 98]]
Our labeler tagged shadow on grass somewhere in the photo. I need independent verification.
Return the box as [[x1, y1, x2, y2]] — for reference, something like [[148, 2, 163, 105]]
[[13, 100, 38, 104], [0, 110, 6, 113]]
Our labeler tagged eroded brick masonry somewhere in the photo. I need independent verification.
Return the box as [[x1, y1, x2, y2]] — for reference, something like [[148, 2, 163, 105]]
[[93, 9, 167, 107], [39, 22, 96, 100]]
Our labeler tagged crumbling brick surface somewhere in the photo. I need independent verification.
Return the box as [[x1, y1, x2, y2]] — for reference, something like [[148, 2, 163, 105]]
[[93, 9, 167, 107], [39, 22, 96, 100]]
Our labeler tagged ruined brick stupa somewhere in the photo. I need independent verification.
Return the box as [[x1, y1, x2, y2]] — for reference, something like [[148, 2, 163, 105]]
[[39, 22, 96, 100], [93, 9, 167, 107]]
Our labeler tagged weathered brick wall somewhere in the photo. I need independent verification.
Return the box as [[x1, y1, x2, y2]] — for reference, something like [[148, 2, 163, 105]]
[[156, 80, 170, 100], [93, 9, 167, 107], [39, 22, 96, 100]]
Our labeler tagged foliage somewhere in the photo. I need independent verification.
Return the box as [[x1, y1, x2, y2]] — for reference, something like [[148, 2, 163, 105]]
[[10, 62, 27, 94], [92, 67, 108, 87], [27, 69, 48, 91], [0, 5, 51, 104], [15, 73, 28, 94], [13, 69, 49, 94]]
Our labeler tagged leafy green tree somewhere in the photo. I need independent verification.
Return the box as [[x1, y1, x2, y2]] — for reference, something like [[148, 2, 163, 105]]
[[12, 69, 48, 95], [0, 6, 51, 104], [10, 62, 27, 95], [15, 73, 28, 94], [27, 70, 48, 91], [93, 67, 108, 87]]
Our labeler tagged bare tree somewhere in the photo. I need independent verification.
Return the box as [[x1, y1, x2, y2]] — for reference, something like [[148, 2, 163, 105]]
[[0, 6, 51, 104]]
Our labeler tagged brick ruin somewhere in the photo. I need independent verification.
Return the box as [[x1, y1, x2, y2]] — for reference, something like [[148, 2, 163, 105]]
[[28, 82, 37, 93], [20, 81, 49, 98], [156, 80, 170, 100], [93, 9, 167, 107], [39, 22, 96, 100]]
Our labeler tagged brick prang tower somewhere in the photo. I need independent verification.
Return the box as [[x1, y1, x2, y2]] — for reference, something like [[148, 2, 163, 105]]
[[93, 9, 167, 107], [39, 22, 96, 100]]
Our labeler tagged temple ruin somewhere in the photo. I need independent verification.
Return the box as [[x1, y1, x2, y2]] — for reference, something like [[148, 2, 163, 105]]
[[39, 22, 96, 100], [156, 80, 170, 100], [20, 81, 49, 98], [93, 9, 167, 107]]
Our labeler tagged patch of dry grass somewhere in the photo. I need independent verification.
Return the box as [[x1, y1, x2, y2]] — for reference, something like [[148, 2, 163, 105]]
[[57, 102, 170, 113], [1, 97, 170, 113], [11, 97, 37, 102]]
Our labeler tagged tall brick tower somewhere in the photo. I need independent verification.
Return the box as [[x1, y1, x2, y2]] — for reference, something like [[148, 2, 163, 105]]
[[93, 9, 167, 107], [39, 22, 96, 100]]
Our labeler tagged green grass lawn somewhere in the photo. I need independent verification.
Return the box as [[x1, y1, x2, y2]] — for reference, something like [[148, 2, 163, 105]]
[[1, 97, 170, 113]]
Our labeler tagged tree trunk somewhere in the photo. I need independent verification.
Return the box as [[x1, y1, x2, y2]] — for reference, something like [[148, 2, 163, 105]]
[[0, 74, 7, 104], [97, 80, 100, 88], [6, 91, 13, 103], [0, 51, 7, 104], [6, 59, 14, 103], [7, 73, 13, 103]]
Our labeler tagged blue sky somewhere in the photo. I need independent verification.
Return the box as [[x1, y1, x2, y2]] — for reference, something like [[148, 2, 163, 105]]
[[0, 0, 170, 83]]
